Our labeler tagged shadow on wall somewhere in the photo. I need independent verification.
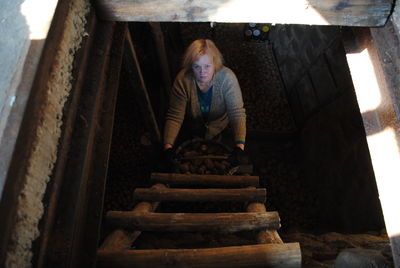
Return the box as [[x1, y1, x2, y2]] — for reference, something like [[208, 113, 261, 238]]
[[270, 24, 385, 233]]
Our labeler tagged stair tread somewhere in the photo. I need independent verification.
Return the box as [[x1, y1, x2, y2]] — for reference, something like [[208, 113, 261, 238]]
[[106, 211, 280, 232], [97, 242, 301, 267], [134, 187, 266, 202], [151, 173, 259, 187]]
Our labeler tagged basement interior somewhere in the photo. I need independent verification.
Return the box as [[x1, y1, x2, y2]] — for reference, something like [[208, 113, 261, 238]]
[[1, 1, 400, 267], [101, 22, 391, 267]]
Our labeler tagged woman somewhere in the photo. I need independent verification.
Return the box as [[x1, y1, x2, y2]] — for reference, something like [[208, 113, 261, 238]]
[[163, 39, 246, 156]]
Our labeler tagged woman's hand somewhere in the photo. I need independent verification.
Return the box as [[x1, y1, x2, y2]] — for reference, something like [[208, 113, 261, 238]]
[[228, 146, 248, 167], [162, 146, 178, 172]]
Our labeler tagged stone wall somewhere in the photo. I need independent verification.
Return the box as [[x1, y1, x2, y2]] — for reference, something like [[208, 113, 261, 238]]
[[270, 25, 384, 232]]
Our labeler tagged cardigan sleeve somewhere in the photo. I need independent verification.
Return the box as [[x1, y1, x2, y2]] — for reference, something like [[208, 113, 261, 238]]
[[222, 69, 246, 143], [223, 68, 246, 142], [163, 71, 189, 145]]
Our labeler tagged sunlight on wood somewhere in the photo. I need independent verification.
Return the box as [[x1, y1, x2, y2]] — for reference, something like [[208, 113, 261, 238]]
[[347, 48, 382, 113]]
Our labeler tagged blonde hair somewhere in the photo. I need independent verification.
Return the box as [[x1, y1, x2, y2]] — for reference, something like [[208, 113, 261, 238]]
[[182, 39, 224, 72]]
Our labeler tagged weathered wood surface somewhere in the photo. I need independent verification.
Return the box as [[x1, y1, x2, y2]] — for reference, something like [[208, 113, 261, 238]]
[[247, 202, 284, 244], [100, 184, 165, 250], [97, 243, 301, 268], [100, 202, 156, 250], [134, 187, 266, 202], [106, 211, 280, 232], [151, 173, 259, 187], [94, 0, 392, 26]]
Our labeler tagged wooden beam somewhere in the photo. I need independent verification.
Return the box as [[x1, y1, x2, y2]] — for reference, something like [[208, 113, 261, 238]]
[[97, 243, 302, 268], [94, 0, 393, 27], [106, 211, 281, 232], [134, 187, 266, 202], [151, 173, 259, 187], [39, 20, 119, 268], [33, 14, 98, 268]]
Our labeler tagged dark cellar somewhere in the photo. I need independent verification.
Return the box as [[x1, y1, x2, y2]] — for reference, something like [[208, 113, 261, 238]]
[[1, 1, 400, 267], [102, 22, 390, 266]]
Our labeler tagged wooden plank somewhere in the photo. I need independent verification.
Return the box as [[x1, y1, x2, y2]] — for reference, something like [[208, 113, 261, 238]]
[[33, 14, 99, 268], [106, 211, 280, 232], [151, 173, 259, 187], [94, 0, 392, 27], [41, 20, 118, 268], [97, 243, 302, 268], [100, 184, 166, 250], [134, 187, 266, 202]]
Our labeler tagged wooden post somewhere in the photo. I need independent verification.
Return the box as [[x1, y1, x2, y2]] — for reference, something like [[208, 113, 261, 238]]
[[247, 202, 284, 244], [94, 0, 392, 27], [97, 243, 302, 268], [151, 173, 259, 187], [106, 211, 280, 232]]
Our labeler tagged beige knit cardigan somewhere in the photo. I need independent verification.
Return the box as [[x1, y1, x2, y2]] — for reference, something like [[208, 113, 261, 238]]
[[164, 66, 246, 146]]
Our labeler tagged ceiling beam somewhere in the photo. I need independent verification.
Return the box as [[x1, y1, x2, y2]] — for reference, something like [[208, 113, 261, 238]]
[[94, 0, 393, 27]]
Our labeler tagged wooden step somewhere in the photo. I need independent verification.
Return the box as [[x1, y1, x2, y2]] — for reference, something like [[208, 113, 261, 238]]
[[134, 187, 266, 202], [97, 242, 301, 268], [106, 211, 280, 232], [151, 173, 259, 187]]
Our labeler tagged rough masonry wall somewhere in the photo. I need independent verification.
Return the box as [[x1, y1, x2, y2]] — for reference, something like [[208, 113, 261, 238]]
[[5, 0, 89, 267], [270, 25, 384, 232]]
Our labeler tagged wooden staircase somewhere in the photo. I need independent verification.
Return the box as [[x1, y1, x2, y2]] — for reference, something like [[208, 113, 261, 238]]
[[97, 173, 301, 267]]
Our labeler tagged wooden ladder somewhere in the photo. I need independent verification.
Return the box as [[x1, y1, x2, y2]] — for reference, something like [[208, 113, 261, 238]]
[[97, 173, 301, 267]]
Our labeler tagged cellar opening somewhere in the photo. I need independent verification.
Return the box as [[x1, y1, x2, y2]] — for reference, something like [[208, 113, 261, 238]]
[[102, 22, 391, 266]]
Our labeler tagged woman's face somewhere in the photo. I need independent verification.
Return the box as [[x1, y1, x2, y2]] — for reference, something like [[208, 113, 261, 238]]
[[192, 54, 215, 84]]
